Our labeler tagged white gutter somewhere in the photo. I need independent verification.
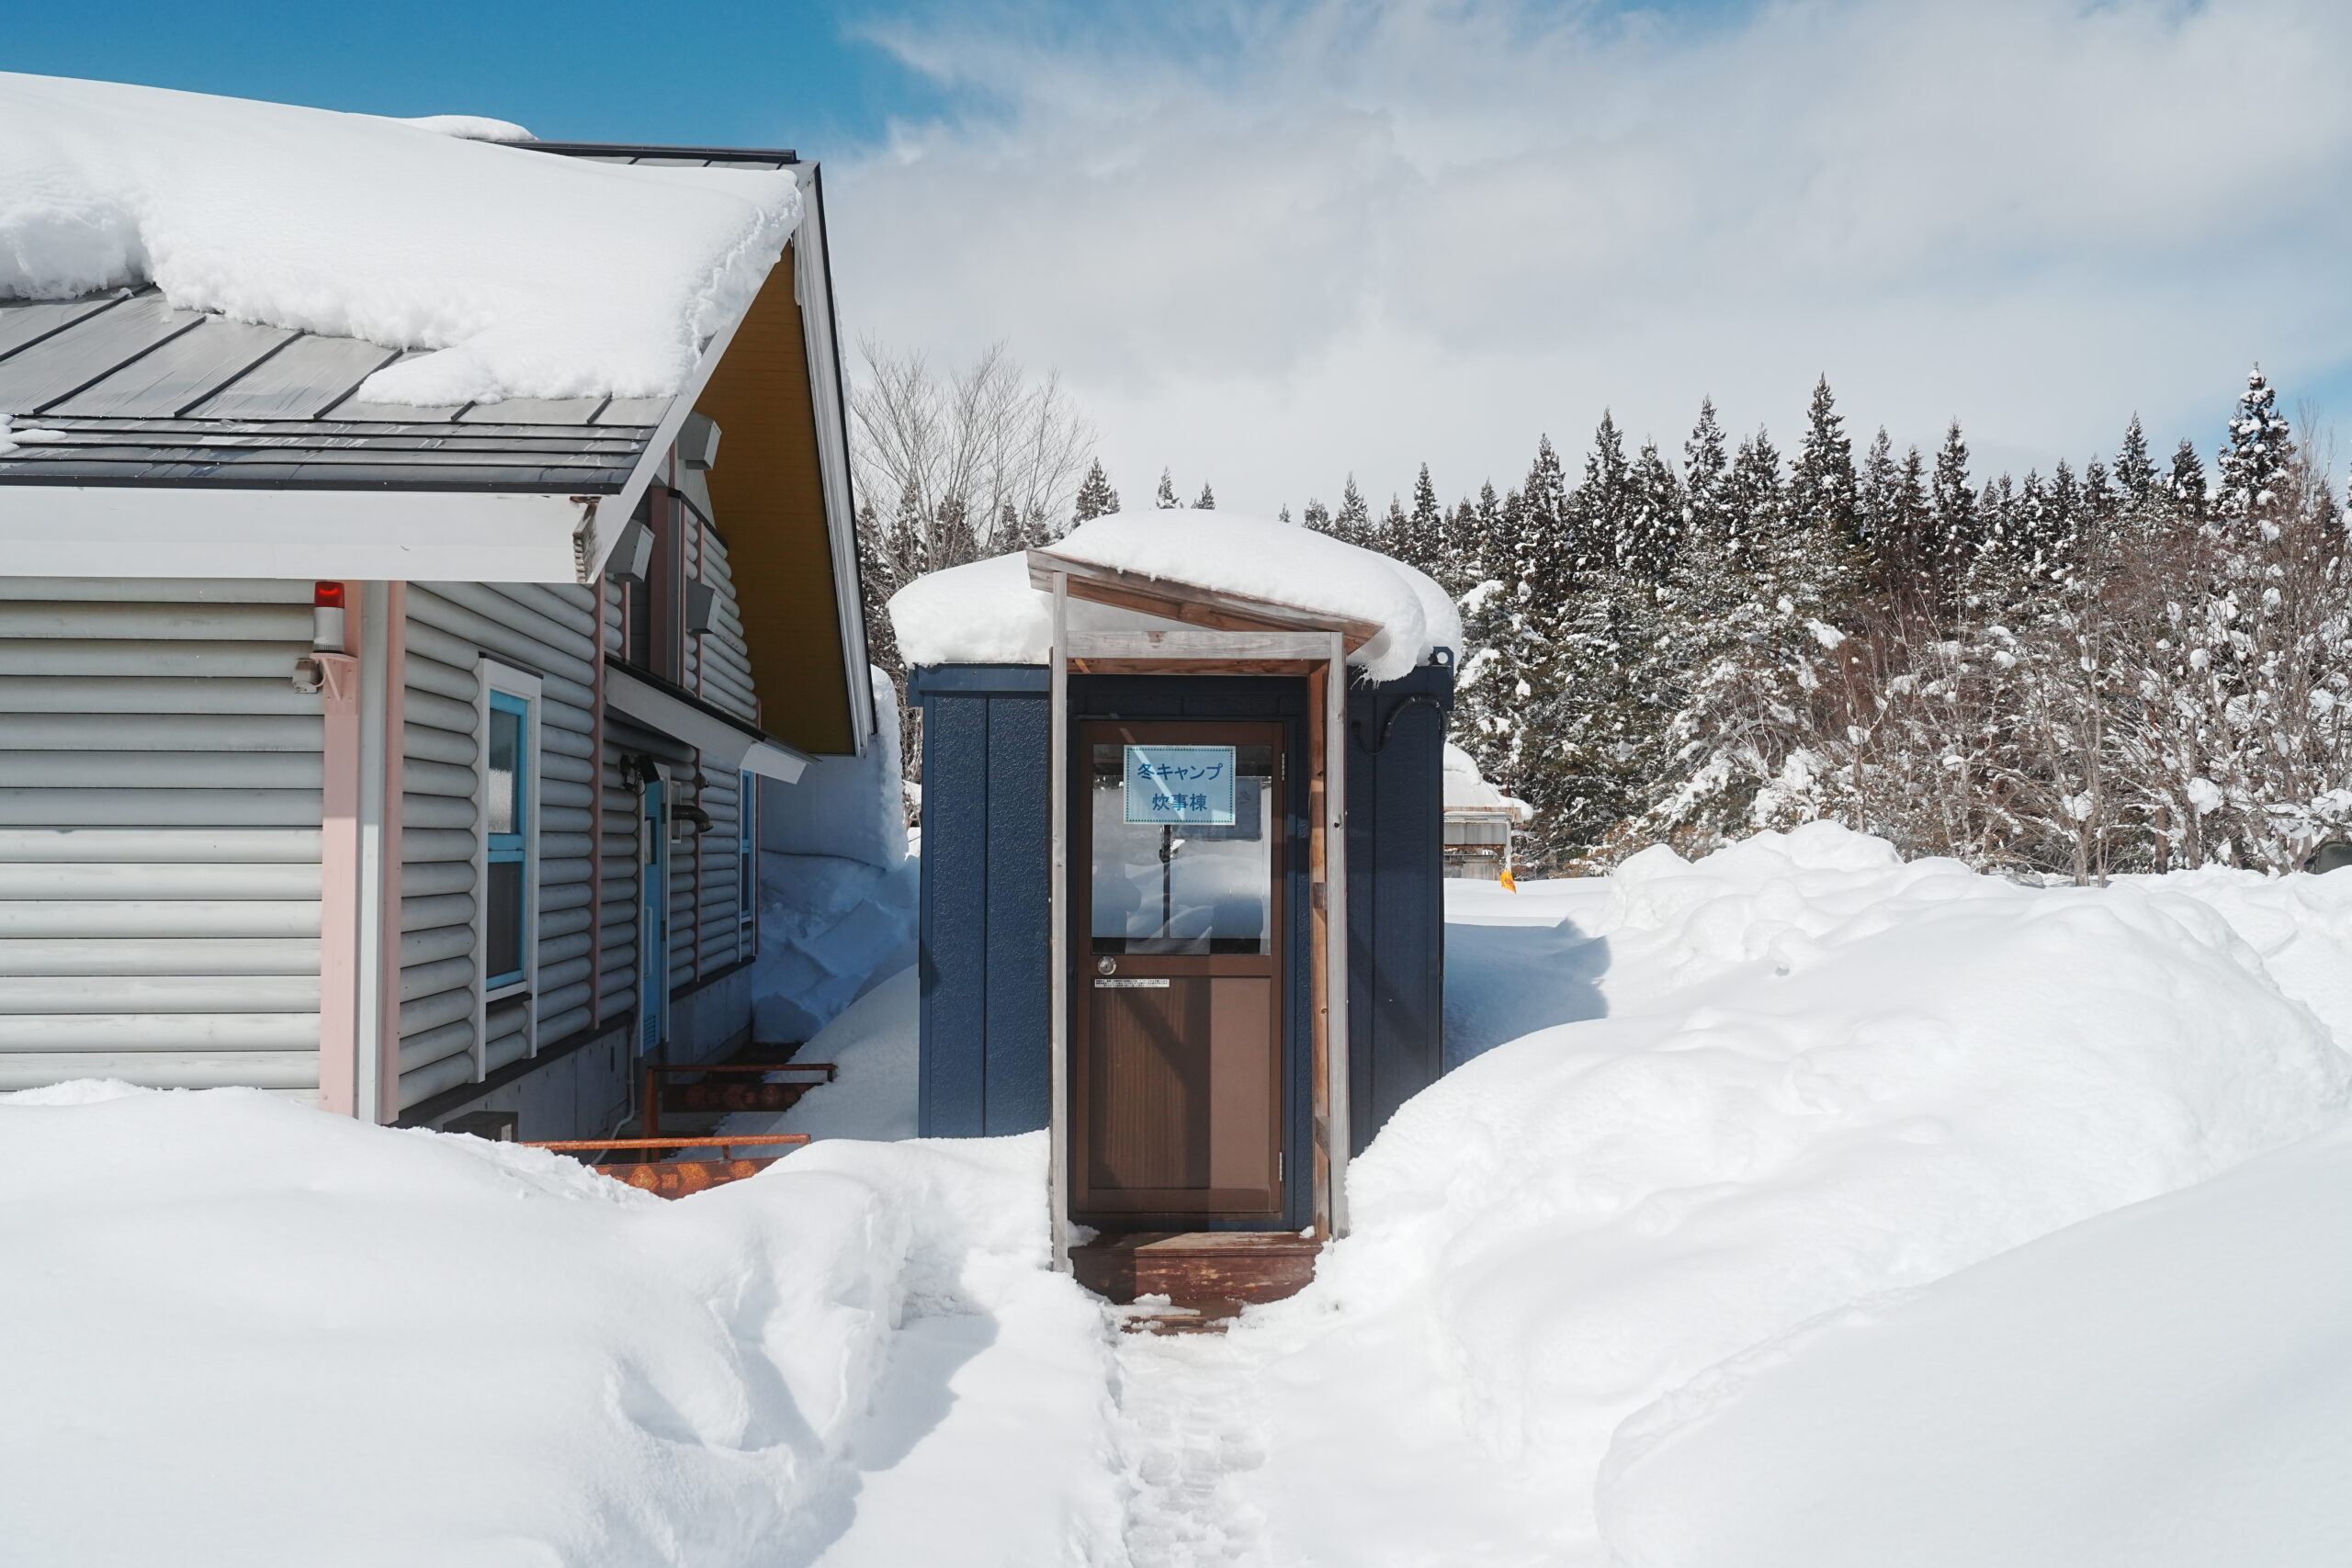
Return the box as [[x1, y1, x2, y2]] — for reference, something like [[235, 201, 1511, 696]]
[[0, 487, 591, 582], [604, 662, 809, 784]]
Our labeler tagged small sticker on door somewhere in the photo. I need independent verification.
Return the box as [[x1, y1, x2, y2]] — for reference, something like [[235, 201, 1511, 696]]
[[1094, 977, 1171, 988], [1124, 744, 1237, 825]]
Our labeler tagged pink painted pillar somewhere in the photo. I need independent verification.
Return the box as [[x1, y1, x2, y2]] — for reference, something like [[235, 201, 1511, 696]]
[[313, 589, 363, 1117]]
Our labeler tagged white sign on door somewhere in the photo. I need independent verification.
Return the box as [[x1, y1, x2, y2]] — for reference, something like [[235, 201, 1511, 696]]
[[1124, 743, 1238, 825]]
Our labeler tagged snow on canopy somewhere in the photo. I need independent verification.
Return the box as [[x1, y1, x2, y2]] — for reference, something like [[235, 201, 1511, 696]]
[[1443, 741, 1532, 821], [888, 511, 1464, 683], [0, 74, 800, 406]]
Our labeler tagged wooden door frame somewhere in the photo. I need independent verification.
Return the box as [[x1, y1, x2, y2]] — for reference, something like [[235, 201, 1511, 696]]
[[1045, 568, 1353, 1270]]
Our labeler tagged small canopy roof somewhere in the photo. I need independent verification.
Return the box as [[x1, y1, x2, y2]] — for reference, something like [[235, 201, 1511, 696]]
[[889, 511, 1463, 683], [1443, 742, 1533, 822]]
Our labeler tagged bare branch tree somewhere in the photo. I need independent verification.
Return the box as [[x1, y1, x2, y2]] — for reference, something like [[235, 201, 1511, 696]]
[[849, 338, 1099, 791]]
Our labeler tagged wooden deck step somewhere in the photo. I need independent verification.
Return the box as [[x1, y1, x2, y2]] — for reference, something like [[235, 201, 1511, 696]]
[[1072, 1232, 1322, 1330]]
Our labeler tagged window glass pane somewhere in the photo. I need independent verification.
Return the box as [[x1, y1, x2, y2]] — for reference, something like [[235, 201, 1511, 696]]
[[1091, 741, 1274, 955], [486, 858, 523, 982], [487, 705, 522, 837]]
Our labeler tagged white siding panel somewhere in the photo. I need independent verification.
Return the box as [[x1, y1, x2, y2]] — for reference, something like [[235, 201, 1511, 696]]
[[0, 584, 491, 1098], [396, 581, 602, 1114]]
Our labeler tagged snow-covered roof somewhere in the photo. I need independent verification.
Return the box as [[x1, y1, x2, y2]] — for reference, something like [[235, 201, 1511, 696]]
[[0, 73, 801, 408], [888, 511, 1463, 683], [1443, 742, 1533, 820]]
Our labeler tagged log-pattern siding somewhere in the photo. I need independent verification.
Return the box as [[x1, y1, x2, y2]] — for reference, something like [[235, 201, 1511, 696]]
[[0, 579, 323, 1095]]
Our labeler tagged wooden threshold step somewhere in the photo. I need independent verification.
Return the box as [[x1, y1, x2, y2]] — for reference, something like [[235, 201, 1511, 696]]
[[1071, 1231, 1322, 1320]]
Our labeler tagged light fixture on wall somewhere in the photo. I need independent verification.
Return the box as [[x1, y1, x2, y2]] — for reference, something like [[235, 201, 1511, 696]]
[[293, 581, 350, 694]]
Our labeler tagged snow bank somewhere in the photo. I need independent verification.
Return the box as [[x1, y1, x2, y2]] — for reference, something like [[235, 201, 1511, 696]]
[[0, 74, 799, 404], [762, 666, 908, 871], [1221, 824, 2352, 1564], [1600, 1119, 2352, 1567], [888, 511, 1462, 682], [0, 1085, 1116, 1566], [735, 965, 921, 1144], [753, 668, 914, 1043], [753, 851, 916, 1043]]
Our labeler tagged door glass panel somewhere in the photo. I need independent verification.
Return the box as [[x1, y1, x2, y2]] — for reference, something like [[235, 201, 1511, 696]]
[[1091, 741, 1274, 954]]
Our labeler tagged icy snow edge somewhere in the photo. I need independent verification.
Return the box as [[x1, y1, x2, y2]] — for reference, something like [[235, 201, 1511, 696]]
[[0, 73, 801, 406], [888, 511, 1464, 683]]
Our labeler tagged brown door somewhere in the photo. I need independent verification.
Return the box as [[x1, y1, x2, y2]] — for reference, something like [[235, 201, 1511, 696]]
[[1072, 720, 1285, 1224]]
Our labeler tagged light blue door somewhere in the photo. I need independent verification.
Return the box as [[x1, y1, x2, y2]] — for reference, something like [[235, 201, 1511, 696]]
[[639, 774, 667, 1055]]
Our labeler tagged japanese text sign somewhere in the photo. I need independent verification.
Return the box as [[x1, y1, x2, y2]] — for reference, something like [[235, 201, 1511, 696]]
[[1123, 744, 1237, 825]]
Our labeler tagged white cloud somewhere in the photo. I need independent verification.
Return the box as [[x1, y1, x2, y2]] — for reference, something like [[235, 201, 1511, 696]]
[[828, 0, 2352, 515]]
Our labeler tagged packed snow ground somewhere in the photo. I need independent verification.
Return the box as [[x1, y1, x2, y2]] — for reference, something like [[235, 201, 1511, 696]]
[[9, 824, 2352, 1564], [0, 74, 799, 404]]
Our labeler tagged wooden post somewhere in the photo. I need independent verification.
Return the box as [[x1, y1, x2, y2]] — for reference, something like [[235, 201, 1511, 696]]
[[1306, 658, 1331, 1237], [1324, 632, 1351, 1237], [1048, 571, 1071, 1269]]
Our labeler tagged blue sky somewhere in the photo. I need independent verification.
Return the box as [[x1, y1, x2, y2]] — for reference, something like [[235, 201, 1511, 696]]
[[0, 1, 944, 152], [9, 1, 2348, 513]]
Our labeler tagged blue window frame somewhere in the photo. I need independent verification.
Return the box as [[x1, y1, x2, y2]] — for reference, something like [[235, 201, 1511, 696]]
[[484, 690, 531, 990]]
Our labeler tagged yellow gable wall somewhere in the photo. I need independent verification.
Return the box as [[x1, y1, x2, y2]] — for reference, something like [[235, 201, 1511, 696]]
[[694, 244, 859, 756]]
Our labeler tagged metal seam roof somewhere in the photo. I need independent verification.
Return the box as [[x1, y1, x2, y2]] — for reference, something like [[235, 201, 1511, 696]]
[[0, 139, 802, 494]]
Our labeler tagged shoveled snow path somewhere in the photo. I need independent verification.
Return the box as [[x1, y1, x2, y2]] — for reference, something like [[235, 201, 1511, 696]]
[[1112, 1324, 1272, 1567]]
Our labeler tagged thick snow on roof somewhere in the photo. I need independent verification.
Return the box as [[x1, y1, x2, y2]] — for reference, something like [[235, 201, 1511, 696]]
[[0, 74, 800, 406], [1442, 741, 1534, 820], [888, 511, 1463, 683]]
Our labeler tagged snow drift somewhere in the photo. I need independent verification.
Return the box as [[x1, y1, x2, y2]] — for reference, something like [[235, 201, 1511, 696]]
[[887, 511, 1463, 682], [0, 1085, 1118, 1567], [1216, 824, 2352, 1564], [1599, 1118, 2352, 1568], [0, 73, 799, 405]]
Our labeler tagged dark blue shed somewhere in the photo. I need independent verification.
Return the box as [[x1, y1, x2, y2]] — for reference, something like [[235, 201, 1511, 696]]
[[911, 646, 1452, 1235]]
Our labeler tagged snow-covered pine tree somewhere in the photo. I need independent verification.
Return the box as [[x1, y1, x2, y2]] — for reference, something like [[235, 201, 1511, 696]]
[[1072, 458, 1119, 524], [2000, 471, 2048, 578], [1155, 468, 1180, 509], [1336, 475, 1371, 546], [1572, 412, 1632, 572], [1791, 375, 1860, 554], [1858, 428, 1907, 593], [2043, 460, 2082, 574], [2113, 416, 2157, 515], [1398, 462, 1445, 579], [1894, 446, 1931, 599], [2217, 366, 2296, 530], [1682, 398, 1730, 552], [1382, 496, 1408, 556], [1518, 437, 1571, 585], [1302, 498, 1332, 533], [1278, 503, 1293, 525], [1930, 421, 1977, 604], [1453, 478, 1538, 826], [2167, 440, 2209, 525], [1195, 481, 1216, 510], [1437, 498, 1477, 597], [1624, 439, 1682, 582], [2082, 457, 2116, 538]]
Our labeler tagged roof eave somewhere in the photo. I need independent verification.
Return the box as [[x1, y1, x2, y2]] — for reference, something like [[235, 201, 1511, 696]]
[[0, 484, 594, 581]]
